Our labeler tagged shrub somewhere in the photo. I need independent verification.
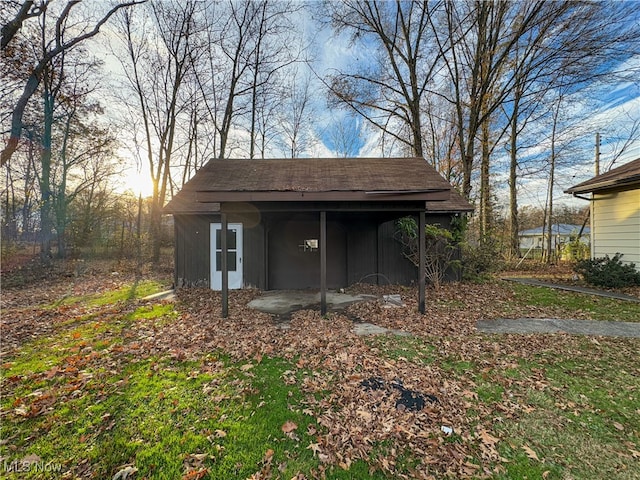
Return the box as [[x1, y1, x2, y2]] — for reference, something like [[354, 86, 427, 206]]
[[574, 253, 640, 288], [395, 217, 461, 288], [561, 239, 589, 261], [461, 237, 504, 282]]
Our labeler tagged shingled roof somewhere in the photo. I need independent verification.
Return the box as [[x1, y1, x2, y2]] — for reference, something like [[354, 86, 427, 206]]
[[565, 158, 640, 194], [165, 157, 472, 213]]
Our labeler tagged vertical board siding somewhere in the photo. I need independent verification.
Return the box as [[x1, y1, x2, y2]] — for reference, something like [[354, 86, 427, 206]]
[[175, 215, 213, 287], [174, 211, 462, 289], [346, 220, 378, 284], [267, 215, 348, 290], [378, 220, 418, 284], [244, 222, 266, 289], [593, 189, 640, 267]]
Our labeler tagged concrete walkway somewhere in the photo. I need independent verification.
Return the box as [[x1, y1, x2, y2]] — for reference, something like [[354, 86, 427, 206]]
[[477, 318, 640, 338], [503, 277, 640, 303], [480, 278, 640, 337]]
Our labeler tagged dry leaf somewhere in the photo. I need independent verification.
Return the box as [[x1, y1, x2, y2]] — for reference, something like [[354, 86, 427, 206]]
[[263, 449, 274, 463], [281, 420, 298, 433], [613, 422, 624, 431], [522, 444, 540, 461], [479, 429, 499, 446], [307, 442, 322, 456], [112, 465, 138, 480]]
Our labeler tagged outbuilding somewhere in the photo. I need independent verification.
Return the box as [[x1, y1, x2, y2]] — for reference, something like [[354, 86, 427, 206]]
[[565, 157, 640, 269], [164, 157, 472, 314]]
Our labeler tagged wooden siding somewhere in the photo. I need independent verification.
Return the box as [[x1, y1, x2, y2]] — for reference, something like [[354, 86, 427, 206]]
[[244, 222, 266, 289], [175, 215, 212, 287], [377, 220, 418, 284], [267, 214, 348, 289], [346, 220, 378, 284], [593, 189, 640, 267], [174, 211, 462, 290]]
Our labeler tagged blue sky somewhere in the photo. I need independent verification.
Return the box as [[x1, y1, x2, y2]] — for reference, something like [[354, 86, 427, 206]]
[[101, 0, 639, 209]]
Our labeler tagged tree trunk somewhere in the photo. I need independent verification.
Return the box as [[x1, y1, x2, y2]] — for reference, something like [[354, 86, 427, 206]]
[[479, 116, 491, 240], [39, 92, 54, 259], [508, 97, 520, 258]]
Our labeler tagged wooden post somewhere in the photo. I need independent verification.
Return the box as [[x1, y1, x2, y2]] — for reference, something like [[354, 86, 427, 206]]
[[221, 211, 228, 318], [320, 211, 327, 315], [418, 210, 426, 314]]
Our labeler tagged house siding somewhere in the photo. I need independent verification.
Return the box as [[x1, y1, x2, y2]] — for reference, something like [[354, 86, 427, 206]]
[[592, 188, 640, 268]]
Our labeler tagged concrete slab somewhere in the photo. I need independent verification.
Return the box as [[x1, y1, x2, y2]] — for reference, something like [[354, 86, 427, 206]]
[[477, 318, 640, 338], [247, 290, 378, 315], [352, 322, 411, 337]]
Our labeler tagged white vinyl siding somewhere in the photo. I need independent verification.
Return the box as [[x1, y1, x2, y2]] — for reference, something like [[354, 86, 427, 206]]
[[592, 188, 640, 269]]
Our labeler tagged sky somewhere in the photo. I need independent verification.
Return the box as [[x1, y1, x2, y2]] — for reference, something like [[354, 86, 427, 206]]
[[94, 0, 640, 210]]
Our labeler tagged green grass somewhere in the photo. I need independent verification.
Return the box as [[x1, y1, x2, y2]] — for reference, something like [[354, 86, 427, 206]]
[[2, 279, 639, 479], [493, 340, 639, 479], [510, 283, 640, 321], [366, 335, 437, 364], [369, 334, 640, 480], [49, 279, 166, 308], [1, 281, 368, 479]]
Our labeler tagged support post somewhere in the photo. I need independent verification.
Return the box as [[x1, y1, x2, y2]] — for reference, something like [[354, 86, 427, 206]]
[[418, 210, 426, 314], [221, 211, 228, 318], [320, 211, 327, 315]]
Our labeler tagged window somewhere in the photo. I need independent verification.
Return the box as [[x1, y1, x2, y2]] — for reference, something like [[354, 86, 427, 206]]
[[215, 228, 238, 271]]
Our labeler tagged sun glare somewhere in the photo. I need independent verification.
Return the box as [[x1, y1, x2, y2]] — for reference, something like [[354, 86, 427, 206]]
[[119, 166, 155, 198]]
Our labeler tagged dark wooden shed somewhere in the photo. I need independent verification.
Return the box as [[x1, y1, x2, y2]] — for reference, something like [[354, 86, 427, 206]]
[[164, 157, 472, 314]]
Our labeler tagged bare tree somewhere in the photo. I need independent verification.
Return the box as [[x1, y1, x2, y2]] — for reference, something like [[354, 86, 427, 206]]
[[431, 0, 554, 200], [324, 113, 365, 158], [1, 0, 144, 167], [114, 0, 200, 261], [325, 0, 443, 157], [277, 68, 316, 158], [1, 0, 43, 50], [246, 0, 301, 158]]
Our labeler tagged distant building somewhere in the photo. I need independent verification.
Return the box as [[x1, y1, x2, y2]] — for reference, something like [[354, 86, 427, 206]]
[[519, 223, 590, 252]]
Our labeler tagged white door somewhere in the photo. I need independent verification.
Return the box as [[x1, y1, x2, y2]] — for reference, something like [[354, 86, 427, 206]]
[[210, 223, 243, 290]]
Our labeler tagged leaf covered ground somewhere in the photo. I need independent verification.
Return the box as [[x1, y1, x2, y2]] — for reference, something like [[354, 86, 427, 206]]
[[1, 263, 639, 479]]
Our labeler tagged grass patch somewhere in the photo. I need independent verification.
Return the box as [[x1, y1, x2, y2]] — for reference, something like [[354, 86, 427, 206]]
[[492, 340, 640, 480], [50, 280, 165, 308], [509, 283, 640, 322], [1, 353, 339, 479], [366, 336, 437, 364]]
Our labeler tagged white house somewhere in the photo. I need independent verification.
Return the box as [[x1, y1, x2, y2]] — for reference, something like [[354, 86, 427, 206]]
[[565, 158, 640, 270], [519, 224, 590, 251]]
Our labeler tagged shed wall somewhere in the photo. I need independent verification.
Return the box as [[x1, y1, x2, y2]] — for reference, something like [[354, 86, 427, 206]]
[[175, 215, 212, 287], [174, 211, 462, 289]]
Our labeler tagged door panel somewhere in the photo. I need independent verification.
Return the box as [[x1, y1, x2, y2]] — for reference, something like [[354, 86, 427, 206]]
[[210, 223, 243, 289]]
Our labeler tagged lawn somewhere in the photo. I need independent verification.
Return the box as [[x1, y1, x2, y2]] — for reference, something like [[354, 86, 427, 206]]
[[1, 267, 639, 479]]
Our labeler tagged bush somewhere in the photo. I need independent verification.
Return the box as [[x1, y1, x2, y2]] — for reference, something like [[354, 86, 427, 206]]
[[461, 237, 504, 282], [574, 253, 640, 288], [395, 217, 461, 288]]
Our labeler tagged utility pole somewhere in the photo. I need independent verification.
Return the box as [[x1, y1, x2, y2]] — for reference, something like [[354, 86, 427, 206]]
[[590, 133, 600, 259], [595, 132, 600, 175]]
